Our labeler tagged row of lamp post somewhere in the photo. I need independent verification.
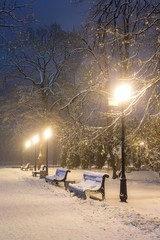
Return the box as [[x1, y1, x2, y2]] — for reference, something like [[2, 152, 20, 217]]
[[25, 129, 52, 175], [25, 84, 131, 202], [24, 84, 130, 202]]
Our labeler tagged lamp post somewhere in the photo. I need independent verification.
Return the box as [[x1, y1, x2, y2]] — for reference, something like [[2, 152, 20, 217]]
[[33, 135, 39, 171], [115, 84, 131, 202], [44, 128, 52, 175], [138, 141, 145, 169], [25, 140, 31, 163]]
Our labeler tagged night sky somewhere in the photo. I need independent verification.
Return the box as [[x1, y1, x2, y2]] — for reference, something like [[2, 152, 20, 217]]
[[32, 0, 88, 31]]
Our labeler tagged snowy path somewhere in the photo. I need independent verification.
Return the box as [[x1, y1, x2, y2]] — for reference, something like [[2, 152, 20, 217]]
[[0, 168, 159, 240]]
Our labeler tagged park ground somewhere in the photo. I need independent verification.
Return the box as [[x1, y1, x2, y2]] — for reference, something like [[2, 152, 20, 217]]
[[0, 167, 160, 240]]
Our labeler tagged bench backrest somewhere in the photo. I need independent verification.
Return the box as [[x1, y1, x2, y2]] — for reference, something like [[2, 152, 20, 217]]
[[24, 163, 30, 169], [83, 171, 109, 187], [39, 165, 46, 171], [55, 168, 70, 179]]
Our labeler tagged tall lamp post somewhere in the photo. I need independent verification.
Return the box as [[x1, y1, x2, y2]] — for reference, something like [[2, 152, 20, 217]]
[[33, 135, 39, 171], [44, 128, 52, 175], [25, 140, 31, 163], [115, 84, 131, 202], [138, 141, 145, 169]]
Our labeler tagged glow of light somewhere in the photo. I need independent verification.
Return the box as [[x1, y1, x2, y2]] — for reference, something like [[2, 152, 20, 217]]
[[140, 142, 144, 146], [33, 135, 39, 144], [25, 140, 31, 148], [44, 129, 52, 140], [114, 84, 131, 102]]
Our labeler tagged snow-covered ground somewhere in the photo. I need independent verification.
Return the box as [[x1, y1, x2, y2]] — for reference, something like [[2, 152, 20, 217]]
[[0, 167, 159, 240]]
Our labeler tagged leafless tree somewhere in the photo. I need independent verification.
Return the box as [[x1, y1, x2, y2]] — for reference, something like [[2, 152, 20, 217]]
[[6, 24, 84, 164], [0, 0, 34, 28]]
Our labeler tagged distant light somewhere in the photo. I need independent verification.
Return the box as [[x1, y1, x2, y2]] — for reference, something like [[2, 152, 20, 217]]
[[140, 142, 144, 146], [114, 85, 131, 102], [33, 135, 39, 144], [25, 140, 31, 148], [44, 129, 52, 140]]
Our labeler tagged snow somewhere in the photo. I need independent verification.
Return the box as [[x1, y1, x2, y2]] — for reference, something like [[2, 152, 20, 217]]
[[0, 167, 160, 240], [45, 168, 69, 182], [69, 179, 101, 192], [69, 171, 109, 192]]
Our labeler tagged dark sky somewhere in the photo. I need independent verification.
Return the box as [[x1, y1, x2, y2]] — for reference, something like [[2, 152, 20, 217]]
[[32, 0, 88, 31]]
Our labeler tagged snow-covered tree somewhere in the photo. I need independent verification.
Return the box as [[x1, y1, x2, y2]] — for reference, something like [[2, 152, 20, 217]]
[[62, 0, 160, 176]]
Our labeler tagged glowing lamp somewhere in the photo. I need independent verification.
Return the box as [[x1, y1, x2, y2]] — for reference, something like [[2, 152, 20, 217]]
[[44, 129, 52, 140], [114, 85, 131, 102], [25, 140, 31, 148], [33, 135, 39, 144]]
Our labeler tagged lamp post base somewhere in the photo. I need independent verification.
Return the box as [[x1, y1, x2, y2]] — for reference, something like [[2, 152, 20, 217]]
[[120, 178, 127, 202]]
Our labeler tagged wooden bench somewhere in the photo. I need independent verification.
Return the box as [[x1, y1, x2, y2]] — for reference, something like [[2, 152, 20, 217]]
[[32, 165, 46, 177], [20, 163, 30, 171], [68, 171, 109, 201], [45, 168, 70, 187]]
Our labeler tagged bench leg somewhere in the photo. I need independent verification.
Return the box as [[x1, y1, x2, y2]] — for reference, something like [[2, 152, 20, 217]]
[[64, 181, 67, 190], [101, 187, 105, 200]]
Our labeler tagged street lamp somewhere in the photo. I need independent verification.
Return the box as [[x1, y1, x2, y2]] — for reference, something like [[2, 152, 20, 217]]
[[44, 128, 52, 175], [25, 140, 31, 164], [33, 135, 39, 171], [25, 140, 31, 149], [138, 141, 145, 169], [115, 84, 131, 202]]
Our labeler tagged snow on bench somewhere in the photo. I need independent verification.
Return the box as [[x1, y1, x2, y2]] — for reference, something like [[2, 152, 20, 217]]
[[32, 165, 46, 177], [21, 163, 30, 171], [45, 168, 70, 187], [68, 171, 109, 201]]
